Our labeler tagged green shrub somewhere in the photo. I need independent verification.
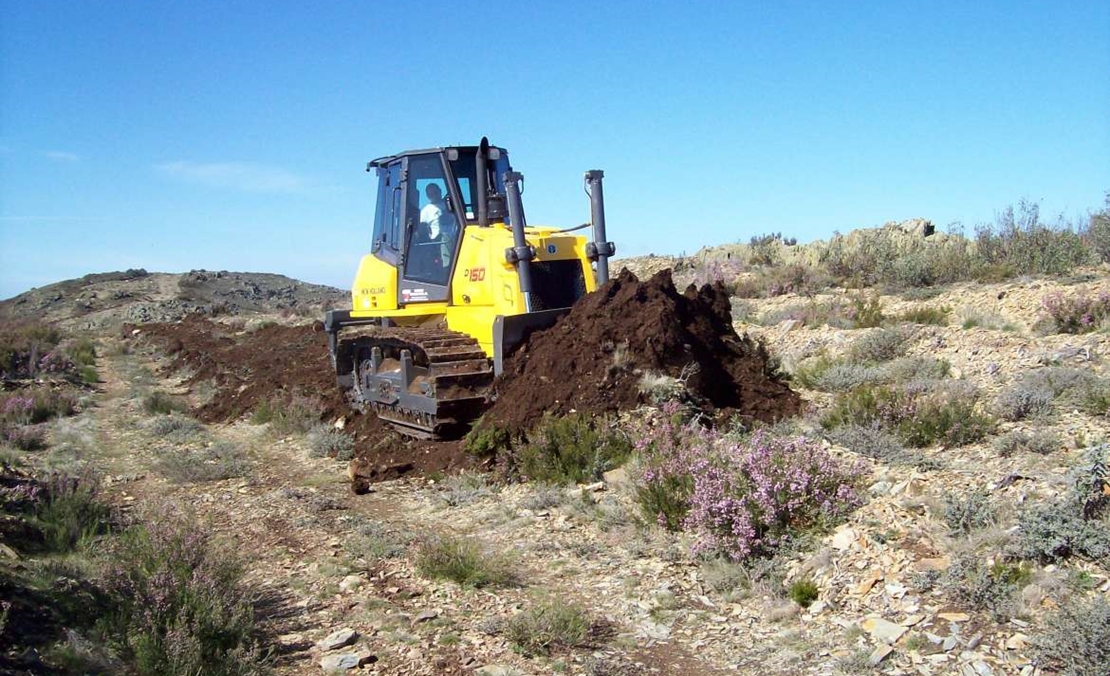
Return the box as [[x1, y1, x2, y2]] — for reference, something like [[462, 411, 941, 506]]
[[848, 327, 909, 362], [78, 365, 99, 384], [513, 414, 631, 485], [788, 579, 819, 608], [143, 390, 184, 416], [758, 300, 855, 329], [943, 490, 996, 534], [156, 441, 249, 483], [1082, 195, 1110, 264], [822, 382, 993, 448], [847, 293, 884, 328], [505, 598, 593, 656], [792, 357, 884, 392], [941, 554, 1022, 621], [250, 393, 322, 435], [67, 337, 97, 367], [974, 201, 1091, 277], [345, 520, 411, 561], [897, 305, 950, 326], [33, 471, 112, 553], [825, 423, 935, 468], [1032, 595, 1110, 676], [415, 535, 516, 588], [435, 473, 494, 507], [305, 425, 355, 460], [101, 511, 266, 676], [1011, 447, 1110, 563], [463, 422, 513, 458], [1041, 289, 1110, 334], [995, 381, 1055, 421], [882, 356, 950, 383], [145, 414, 206, 443], [995, 429, 1060, 456], [899, 389, 995, 447], [636, 471, 693, 532]]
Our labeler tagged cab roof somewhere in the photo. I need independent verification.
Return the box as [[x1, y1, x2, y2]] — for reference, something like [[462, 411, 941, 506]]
[[368, 144, 509, 169]]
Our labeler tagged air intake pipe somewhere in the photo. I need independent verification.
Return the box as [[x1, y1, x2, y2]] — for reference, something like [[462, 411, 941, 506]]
[[584, 170, 615, 285], [503, 171, 535, 312], [476, 137, 490, 227]]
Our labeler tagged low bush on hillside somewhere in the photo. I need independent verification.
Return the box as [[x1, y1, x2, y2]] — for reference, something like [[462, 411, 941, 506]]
[[24, 471, 113, 554], [305, 425, 355, 460], [415, 535, 517, 588], [1032, 595, 1110, 676], [822, 381, 994, 448], [759, 299, 856, 329], [824, 423, 935, 468], [250, 393, 323, 435], [942, 554, 1030, 621], [156, 441, 250, 483], [943, 490, 996, 534], [463, 421, 514, 458], [504, 597, 594, 656], [512, 414, 632, 485], [0, 321, 63, 379], [792, 357, 885, 392], [145, 414, 207, 443], [142, 390, 185, 415], [998, 367, 1110, 420], [848, 327, 910, 362], [1041, 288, 1110, 334], [1011, 446, 1110, 563], [1, 389, 77, 426], [995, 429, 1060, 456], [633, 412, 863, 560], [788, 579, 819, 608], [897, 305, 951, 325], [101, 509, 268, 676], [435, 473, 495, 508], [974, 200, 1090, 278], [882, 356, 950, 382]]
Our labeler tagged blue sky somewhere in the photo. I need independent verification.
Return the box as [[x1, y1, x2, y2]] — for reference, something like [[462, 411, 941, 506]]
[[2, 1, 1108, 299]]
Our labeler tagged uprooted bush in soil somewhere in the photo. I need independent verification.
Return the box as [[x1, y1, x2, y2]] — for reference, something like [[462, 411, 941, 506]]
[[633, 408, 864, 560]]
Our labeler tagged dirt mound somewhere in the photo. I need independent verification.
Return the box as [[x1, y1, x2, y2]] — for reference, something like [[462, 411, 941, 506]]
[[486, 269, 800, 432], [130, 316, 472, 482]]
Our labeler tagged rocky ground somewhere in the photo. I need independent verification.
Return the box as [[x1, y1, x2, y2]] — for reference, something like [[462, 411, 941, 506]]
[[3, 258, 1109, 675]]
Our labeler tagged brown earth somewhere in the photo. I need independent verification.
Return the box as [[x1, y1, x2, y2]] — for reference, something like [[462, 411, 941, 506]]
[[486, 268, 800, 433], [127, 316, 473, 482]]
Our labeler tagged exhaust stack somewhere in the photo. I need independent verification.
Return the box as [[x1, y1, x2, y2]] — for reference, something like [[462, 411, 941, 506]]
[[585, 170, 615, 285], [503, 171, 535, 313]]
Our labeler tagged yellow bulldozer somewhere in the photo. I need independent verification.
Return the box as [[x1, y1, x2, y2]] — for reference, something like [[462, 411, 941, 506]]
[[323, 138, 616, 438]]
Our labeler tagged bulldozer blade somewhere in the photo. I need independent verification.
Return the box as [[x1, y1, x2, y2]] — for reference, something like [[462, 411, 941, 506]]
[[492, 308, 570, 376]]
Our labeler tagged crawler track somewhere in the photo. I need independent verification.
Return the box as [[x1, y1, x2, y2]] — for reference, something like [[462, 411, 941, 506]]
[[335, 327, 493, 439]]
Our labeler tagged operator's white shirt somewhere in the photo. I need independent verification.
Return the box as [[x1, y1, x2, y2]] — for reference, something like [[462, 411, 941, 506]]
[[420, 200, 456, 240]]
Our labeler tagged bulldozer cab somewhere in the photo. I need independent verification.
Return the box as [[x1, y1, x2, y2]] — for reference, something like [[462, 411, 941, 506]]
[[368, 145, 512, 305]]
